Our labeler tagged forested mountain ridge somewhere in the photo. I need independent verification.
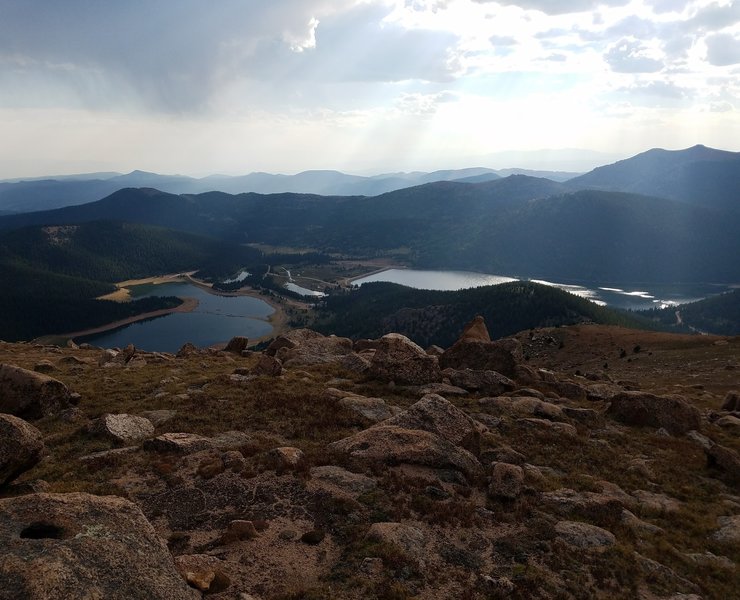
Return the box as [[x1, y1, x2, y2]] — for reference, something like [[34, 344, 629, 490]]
[[640, 288, 740, 336], [1, 176, 737, 284], [314, 280, 653, 347], [568, 144, 740, 212]]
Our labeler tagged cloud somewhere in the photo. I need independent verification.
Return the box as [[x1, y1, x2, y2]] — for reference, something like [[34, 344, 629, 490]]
[[489, 35, 518, 46], [395, 90, 458, 115], [705, 32, 740, 65], [605, 39, 664, 73], [710, 100, 734, 111], [473, 0, 628, 16], [646, 0, 693, 14], [0, 0, 407, 112], [611, 80, 692, 107], [687, 1, 740, 31]]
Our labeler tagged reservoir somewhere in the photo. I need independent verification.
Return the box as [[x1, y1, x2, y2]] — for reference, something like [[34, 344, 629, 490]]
[[352, 269, 732, 311], [77, 282, 274, 353]]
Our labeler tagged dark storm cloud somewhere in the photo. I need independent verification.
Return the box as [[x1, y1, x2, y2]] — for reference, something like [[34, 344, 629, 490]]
[[0, 1, 460, 113]]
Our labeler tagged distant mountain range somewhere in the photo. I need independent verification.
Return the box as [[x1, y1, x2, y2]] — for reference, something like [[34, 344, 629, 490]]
[[0, 166, 588, 214]]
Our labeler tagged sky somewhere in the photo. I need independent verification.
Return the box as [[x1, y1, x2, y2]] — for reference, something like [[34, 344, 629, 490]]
[[0, 0, 738, 178]]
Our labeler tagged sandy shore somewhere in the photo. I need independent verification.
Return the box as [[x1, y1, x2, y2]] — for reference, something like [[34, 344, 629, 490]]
[[97, 272, 196, 302]]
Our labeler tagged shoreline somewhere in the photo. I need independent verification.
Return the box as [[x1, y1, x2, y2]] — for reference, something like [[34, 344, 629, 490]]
[[44, 261, 400, 347], [75, 273, 297, 346], [345, 265, 404, 285], [64, 297, 200, 340]]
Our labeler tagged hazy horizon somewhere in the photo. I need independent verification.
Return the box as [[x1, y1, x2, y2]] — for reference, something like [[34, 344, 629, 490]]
[[1, 1, 738, 179]]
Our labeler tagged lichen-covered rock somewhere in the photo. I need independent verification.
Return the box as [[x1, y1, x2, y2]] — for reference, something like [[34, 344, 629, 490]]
[[251, 354, 283, 376], [143, 432, 214, 454], [265, 329, 324, 355], [444, 368, 515, 395], [329, 425, 482, 481], [480, 396, 565, 421], [439, 317, 521, 376], [562, 407, 604, 428], [0, 414, 44, 486], [365, 522, 427, 564], [268, 329, 354, 367], [705, 442, 740, 482], [710, 515, 740, 544], [308, 466, 377, 499], [384, 393, 482, 455], [338, 396, 395, 423], [606, 391, 701, 434], [0, 492, 199, 600], [369, 334, 441, 385], [89, 413, 155, 445], [555, 521, 616, 550], [0, 363, 74, 420]]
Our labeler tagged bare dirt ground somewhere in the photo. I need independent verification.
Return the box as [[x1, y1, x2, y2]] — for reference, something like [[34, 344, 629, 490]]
[[514, 324, 740, 410]]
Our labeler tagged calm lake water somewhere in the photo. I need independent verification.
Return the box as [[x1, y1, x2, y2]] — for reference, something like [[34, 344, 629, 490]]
[[352, 269, 732, 311], [78, 282, 274, 352]]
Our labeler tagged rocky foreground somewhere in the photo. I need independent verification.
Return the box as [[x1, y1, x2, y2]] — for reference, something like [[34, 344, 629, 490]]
[[0, 319, 738, 599]]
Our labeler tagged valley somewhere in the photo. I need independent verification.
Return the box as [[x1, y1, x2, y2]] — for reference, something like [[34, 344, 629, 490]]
[[0, 147, 738, 600]]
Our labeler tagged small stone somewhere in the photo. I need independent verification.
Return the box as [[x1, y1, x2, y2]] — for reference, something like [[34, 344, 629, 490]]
[[222, 450, 246, 472], [300, 529, 326, 545], [175, 554, 230, 593], [488, 462, 524, 499], [33, 360, 57, 373], [221, 520, 259, 544], [715, 415, 740, 431], [721, 391, 739, 411], [360, 557, 384, 576], [197, 457, 225, 479], [267, 447, 304, 471]]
